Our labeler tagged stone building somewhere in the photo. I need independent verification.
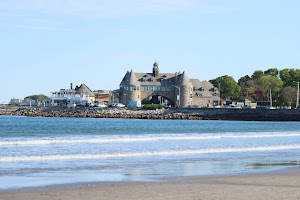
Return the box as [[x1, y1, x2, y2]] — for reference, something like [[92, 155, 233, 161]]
[[119, 62, 220, 107]]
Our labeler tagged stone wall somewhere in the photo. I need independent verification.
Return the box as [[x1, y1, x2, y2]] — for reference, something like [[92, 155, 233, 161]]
[[120, 90, 141, 105], [173, 108, 300, 121]]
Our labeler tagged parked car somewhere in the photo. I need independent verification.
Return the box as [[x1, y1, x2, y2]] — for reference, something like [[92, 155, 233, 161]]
[[186, 105, 200, 108], [242, 105, 252, 109], [115, 103, 125, 108], [265, 106, 276, 109], [222, 105, 241, 109], [95, 103, 107, 108], [108, 103, 125, 108]]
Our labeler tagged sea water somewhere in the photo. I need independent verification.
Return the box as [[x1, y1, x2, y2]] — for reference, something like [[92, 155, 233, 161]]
[[0, 116, 299, 189]]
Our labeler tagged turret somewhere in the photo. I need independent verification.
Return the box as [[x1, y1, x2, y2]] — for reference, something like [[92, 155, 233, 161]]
[[177, 71, 192, 107], [153, 61, 159, 77], [119, 70, 141, 106]]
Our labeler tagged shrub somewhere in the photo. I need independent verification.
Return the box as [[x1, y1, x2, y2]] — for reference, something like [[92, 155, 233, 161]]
[[142, 104, 168, 110]]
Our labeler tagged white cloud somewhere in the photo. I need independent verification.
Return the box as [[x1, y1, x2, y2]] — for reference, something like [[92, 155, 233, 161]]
[[0, 0, 196, 18]]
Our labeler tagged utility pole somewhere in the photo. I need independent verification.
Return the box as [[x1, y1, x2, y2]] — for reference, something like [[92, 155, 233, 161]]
[[294, 81, 299, 108], [218, 82, 221, 106], [270, 88, 272, 107]]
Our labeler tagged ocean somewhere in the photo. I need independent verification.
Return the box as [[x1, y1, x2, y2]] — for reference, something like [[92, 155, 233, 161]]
[[0, 115, 299, 189]]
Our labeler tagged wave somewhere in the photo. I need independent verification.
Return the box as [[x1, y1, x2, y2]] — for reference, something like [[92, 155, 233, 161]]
[[1, 133, 300, 147], [1, 145, 300, 162]]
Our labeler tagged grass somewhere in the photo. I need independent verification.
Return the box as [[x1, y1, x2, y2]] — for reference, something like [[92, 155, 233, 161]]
[[0, 105, 29, 110], [142, 104, 168, 110]]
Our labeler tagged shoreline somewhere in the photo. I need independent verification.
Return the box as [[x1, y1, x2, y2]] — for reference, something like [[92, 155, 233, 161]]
[[1, 166, 299, 200], [1, 106, 300, 121]]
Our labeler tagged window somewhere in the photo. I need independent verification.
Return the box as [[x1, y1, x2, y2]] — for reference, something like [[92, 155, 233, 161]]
[[149, 86, 153, 91], [130, 86, 136, 91], [167, 87, 172, 91], [143, 86, 148, 91], [162, 87, 166, 91], [137, 86, 140, 91], [154, 86, 161, 91]]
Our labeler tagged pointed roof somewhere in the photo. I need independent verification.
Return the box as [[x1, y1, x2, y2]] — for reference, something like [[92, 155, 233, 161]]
[[178, 71, 192, 87], [76, 83, 95, 97], [120, 70, 140, 85]]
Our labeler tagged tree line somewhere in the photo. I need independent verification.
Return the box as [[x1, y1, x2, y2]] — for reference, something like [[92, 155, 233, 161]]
[[25, 94, 49, 102], [209, 68, 300, 106]]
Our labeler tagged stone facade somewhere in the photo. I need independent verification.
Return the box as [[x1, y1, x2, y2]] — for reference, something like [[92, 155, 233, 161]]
[[119, 62, 220, 107]]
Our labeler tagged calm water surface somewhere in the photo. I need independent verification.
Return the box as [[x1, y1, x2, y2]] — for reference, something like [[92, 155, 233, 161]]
[[0, 116, 299, 189]]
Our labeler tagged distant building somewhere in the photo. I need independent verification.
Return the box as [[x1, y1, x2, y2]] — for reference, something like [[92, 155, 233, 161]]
[[118, 62, 220, 107], [19, 99, 36, 106], [254, 91, 264, 101], [9, 98, 22, 105], [51, 83, 95, 107], [94, 90, 110, 105]]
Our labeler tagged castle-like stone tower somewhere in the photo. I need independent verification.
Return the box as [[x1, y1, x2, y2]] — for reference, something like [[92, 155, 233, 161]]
[[119, 62, 219, 107], [178, 71, 192, 107], [119, 70, 141, 107]]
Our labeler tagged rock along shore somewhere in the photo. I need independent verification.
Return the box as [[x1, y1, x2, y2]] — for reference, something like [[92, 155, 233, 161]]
[[0, 107, 202, 120], [1, 107, 300, 121]]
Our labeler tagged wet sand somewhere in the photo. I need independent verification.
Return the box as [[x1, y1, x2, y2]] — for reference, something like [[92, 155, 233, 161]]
[[1, 167, 299, 200]]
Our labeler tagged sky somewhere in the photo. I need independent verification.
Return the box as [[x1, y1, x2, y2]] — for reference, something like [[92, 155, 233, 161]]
[[0, 0, 299, 103]]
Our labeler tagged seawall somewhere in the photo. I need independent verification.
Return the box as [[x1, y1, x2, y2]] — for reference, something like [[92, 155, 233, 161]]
[[173, 108, 300, 121]]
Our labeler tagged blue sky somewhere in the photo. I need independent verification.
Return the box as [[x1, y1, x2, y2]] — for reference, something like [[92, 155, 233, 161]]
[[0, 0, 299, 103]]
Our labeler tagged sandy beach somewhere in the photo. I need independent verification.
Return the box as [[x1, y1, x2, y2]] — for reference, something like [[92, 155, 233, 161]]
[[1, 167, 299, 200]]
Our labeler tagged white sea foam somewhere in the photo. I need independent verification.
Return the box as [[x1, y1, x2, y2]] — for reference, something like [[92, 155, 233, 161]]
[[1, 145, 300, 162], [1, 133, 300, 147]]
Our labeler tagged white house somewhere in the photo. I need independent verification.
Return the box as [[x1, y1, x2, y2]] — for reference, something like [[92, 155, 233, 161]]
[[51, 83, 95, 107]]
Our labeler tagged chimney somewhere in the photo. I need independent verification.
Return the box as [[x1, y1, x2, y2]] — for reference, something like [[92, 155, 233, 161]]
[[70, 83, 73, 90]]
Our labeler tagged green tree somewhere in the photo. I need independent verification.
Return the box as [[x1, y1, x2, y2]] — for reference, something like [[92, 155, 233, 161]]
[[280, 86, 297, 106], [256, 76, 283, 101], [239, 79, 256, 100], [25, 94, 49, 102], [279, 68, 300, 87], [238, 75, 251, 86], [264, 68, 279, 77], [209, 75, 241, 99], [251, 70, 264, 80]]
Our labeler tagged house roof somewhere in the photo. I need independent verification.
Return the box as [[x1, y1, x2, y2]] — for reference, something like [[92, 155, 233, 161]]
[[177, 71, 192, 87], [134, 72, 177, 86], [76, 84, 95, 97], [201, 81, 215, 90], [120, 70, 140, 86], [191, 79, 218, 97]]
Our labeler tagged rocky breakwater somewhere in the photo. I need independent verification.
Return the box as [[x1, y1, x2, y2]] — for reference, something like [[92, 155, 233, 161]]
[[1, 107, 202, 120]]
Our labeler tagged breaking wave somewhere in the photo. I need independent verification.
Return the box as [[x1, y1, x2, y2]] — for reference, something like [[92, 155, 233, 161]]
[[1, 145, 300, 162], [1, 133, 300, 147]]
